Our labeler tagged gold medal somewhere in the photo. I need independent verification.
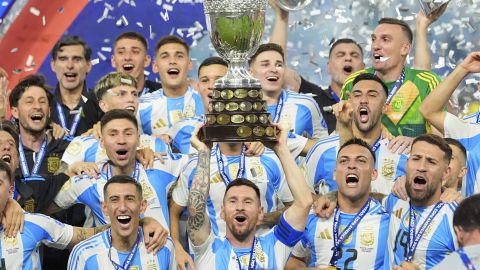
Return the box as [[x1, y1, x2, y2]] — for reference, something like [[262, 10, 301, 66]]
[[327, 265, 337, 270], [231, 115, 245, 124], [208, 103, 213, 112], [259, 114, 269, 124], [253, 126, 265, 136], [240, 101, 253, 112], [217, 114, 230, 125], [214, 102, 225, 112], [265, 126, 274, 136], [207, 115, 216, 124], [248, 89, 260, 98], [234, 89, 248, 98], [221, 89, 234, 99], [253, 102, 264, 111], [212, 90, 221, 99], [246, 114, 258, 123], [237, 126, 252, 137], [226, 102, 239, 111]]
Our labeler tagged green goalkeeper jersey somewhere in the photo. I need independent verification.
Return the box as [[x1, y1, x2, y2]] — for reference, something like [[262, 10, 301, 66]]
[[340, 66, 441, 137]]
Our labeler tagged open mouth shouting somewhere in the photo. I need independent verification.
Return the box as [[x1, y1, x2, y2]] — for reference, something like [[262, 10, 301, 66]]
[[358, 106, 369, 123], [373, 54, 390, 62], [123, 64, 135, 72], [1, 154, 11, 165], [115, 149, 129, 161], [413, 176, 427, 190], [234, 214, 248, 225], [64, 72, 78, 82], [167, 68, 180, 77], [343, 65, 353, 74], [117, 214, 133, 229], [346, 174, 359, 187], [266, 75, 279, 82], [30, 113, 44, 123]]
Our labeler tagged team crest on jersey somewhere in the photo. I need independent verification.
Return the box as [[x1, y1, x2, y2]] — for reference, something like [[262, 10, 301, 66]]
[[24, 197, 35, 213], [360, 227, 375, 246], [392, 94, 405, 112], [381, 158, 395, 179], [66, 142, 82, 155], [48, 156, 60, 173], [3, 234, 19, 255], [184, 105, 195, 118], [140, 179, 155, 201], [146, 259, 158, 269], [153, 118, 167, 130]]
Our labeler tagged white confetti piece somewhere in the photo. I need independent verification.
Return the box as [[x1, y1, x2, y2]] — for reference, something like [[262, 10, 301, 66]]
[[29, 7, 40, 16], [101, 47, 112, 52], [26, 55, 34, 67], [97, 52, 107, 61], [91, 58, 100, 66]]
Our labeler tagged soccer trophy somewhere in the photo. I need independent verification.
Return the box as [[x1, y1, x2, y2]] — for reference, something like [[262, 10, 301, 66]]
[[277, 0, 312, 11], [202, 0, 277, 142], [418, 0, 450, 16]]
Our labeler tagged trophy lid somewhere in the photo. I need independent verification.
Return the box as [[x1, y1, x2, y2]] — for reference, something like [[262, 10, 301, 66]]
[[203, 0, 267, 13]]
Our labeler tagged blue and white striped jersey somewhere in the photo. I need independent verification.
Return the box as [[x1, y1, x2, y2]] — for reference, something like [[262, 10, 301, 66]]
[[384, 194, 458, 269], [444, 112, 480, 196], [292, 199, 390, 269], [61, 134, 168, 166], [137, 87, 204, 135], [0, 213, 73, 270], [171, 148, 293, 236], [462, 111, 480, 124], [432, 244, 480, 269], [54, 157, 188, 229], [266, 90, 328, 139], [192, 215, 303, 270], [68, 230, 175, 270], [306, 135, 407, 194]]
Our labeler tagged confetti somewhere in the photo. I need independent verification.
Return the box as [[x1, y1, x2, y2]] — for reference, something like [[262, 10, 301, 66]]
[[29, 7, 40, 16]]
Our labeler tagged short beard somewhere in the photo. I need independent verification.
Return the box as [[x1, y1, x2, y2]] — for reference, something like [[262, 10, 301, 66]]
[[405, 180, 439, 206], [230, 224, 254, 242]]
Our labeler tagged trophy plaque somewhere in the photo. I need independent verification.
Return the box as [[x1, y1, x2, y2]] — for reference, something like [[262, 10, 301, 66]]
[[202, 0, 277, 142]]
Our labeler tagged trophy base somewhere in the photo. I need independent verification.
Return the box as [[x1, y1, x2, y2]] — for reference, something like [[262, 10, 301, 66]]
[[201, 125, 277, 142]]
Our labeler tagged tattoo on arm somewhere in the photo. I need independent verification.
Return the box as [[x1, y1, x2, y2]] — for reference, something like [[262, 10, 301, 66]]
[[261, 209, 285, 227], [93, 224, 110, 235], [186, 149, 211, 244]]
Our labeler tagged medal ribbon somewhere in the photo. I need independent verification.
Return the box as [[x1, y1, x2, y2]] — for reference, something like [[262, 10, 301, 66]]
[[55, 103, 83, 137], [18, 135, 48, 178], [376, 67, 406, 105], [107, 228, 141, 270], [272, 91, 287, 123], [215, 144, 246, 186], [407, 202, 444, 262], [371, 135, 383, 152], [457, 248, 476, 270], [330, 197, 371, 266], [106, 161, 140, 181], [235, 237, 257, 270]]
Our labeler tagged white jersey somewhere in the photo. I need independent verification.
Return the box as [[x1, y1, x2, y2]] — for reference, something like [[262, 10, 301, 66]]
[[432, 244, 480, 269], [138, 87, 204, 135], [192, 215, 303, 270], [306, 135, 407, 194], [54, 157, 187, 229], [384, 194, 458, 269], [292, 199, 390, 269], [61, 134, 168, 166], [172, 148, 293, 236], [0, 213, 73, 270], [68, 229, 175, 270], [444, 112, 480, 196], [266, 90, 328, 139]]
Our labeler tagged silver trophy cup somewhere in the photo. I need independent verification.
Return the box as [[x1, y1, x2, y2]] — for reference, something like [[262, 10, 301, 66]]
[[202, 0, 277, 142]]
